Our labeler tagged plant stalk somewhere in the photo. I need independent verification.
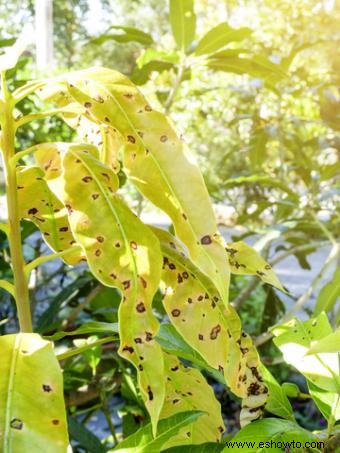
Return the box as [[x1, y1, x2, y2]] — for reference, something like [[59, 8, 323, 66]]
[[0, 71, 32, 332]]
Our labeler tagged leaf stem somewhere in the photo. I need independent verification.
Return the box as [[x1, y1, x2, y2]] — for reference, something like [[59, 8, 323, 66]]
[[0, 71, 32, 332]]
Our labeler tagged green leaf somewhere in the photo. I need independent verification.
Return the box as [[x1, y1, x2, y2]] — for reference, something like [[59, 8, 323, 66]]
[[260, 365, 295, 421], [273, 313, 340, 393], [308, 381, 340, 422], [195, 23, 252, 56], [281, 382, 300, 398], [207, 54, 287, 89], [222, 418, 316, 453], [39, 67, 229, 303], [307, 330, 340, 354], [0, 334, 68, 452], [169, 0, 196, 53], [44, 321, 119, 341], [16, 165, 82, 265], [60, 146, 165, 433], [92, 25, 153, 45], [111, 410, 203, 452], [136, 49, 180, 69], [314, 267, 340, 315], [226, 241, 285, 292], [159, 355, 225, 449], [68, 416, 106, 453]]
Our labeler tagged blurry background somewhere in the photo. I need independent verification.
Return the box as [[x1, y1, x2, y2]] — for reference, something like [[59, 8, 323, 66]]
[[0, 0, 339, 450]]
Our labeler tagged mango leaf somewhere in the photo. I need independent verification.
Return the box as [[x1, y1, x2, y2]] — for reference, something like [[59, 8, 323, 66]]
[[153, 227, 268, 427], [225, 241, 285, 291], [308, 381, 340, 422], [111, 410, 203, 453], [68, 416, 106, 453], [38, 67, 229, 303], [195, 23, 252, 56], [92, 25, 153, 45], [314, 267, 340, 315], [222, 175, 298, 202], [156, 323, 225, 385], [307, 330, 340, 354], [259, 365, 295, 421], [0, 38, 26, 71], [169, 0, 196, 53], [60, 147, 165, 433], [160, 354, 225, 449], [222, 418, 316, 453], [273, 313, 340, 393], [44, 321, 119, 341], [16, 165, 82, 265], [207, 54, 287, 89], [0, 334, 68, 452], [136, 49, 180, 69]]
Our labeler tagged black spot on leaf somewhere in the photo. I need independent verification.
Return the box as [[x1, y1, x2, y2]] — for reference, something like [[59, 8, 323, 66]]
[[10, 418, 23, 430], [147, 386, 154, 401], [28, 207, 38, 215], [201, 235, 212, 245], [42, 384, 52, 392], [136, 302, 146, 313]]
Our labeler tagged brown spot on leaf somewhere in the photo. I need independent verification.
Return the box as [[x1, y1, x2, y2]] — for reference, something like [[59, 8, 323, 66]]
[[42, 384, 52, 392], [187, 297, 193, 304], [145, 331, 153, 341], [140, 277, 147, 288], [210, 324, 221, 340], [171, 366, 179, 372], [172, 398, 180, 404], [145, 105, 152, 112], [52, 419, 60, 425], [59, 226, 68, 232], [97, 236, 104, 243], [136, 302, 146, 313], [130, 241, 138, 250], [28, 207, 38, 215], [127, 135, 136, 143], [182, 271, 189, 279], [10, 418, 23, 430], [92, 193, 99, 200], [82, 176, 92, 183], [138, 364, 144, 371], [160, 135, 168, 142], [84, 101, 92, 108], [201, 235, 212, 245], [177, 274, 183, 284], [147, 386, 154, 401], [198, 334, 204, 341], [171, 309, 181, 317], [134, 337, 142, 344], [123, 280, 131, 290], [122, 345, 134, 354], [95, 249, 101, 257]]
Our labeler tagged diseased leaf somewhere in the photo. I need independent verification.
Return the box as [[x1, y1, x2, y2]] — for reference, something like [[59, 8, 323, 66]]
[[38, 67, 229, 303], [111, 410, 203, 453], [16, 165, 82, 265], [0, 334, 68, 452], [273, 313, 340, 392], [195, 23, 252, 56], [160, 355, 225, 449], [226, 241, 285, 292], [153, 227, 268, 427], [60, 147, 165, 432], [260, 365, 295, 421], [169, 0, 196, 52]]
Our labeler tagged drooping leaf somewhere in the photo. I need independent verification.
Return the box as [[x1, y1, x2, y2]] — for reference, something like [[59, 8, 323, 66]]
[[38, 67, 229, 303], [195, 23, 252, 56], [225, 241, 285, 291], [68, 416, 106, 453], [60, 147, 165, 432], [44, 321, 119, 341], [314, 267, 340, 315], [169, 0, 196, 53], [0, 334, 68, 452], [259, 365, 295, 421], [307, 330, 340, 354], [222, 418, 316, 453], [153, 227, 268, 427], [273, 313, 340, 392], [159, 354, 225, 449], [92, 25, 153, 46], [16, 165, 82, 265], [111, 410, 203, 453]]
